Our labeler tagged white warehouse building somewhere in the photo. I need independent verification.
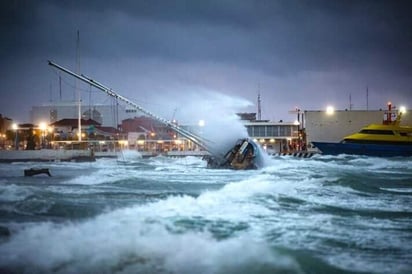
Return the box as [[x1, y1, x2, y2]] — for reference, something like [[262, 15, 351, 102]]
[[30, 101, 129, 127]]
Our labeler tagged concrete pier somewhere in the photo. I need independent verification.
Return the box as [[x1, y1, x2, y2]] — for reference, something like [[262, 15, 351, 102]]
[[0, 149, 95, 162]]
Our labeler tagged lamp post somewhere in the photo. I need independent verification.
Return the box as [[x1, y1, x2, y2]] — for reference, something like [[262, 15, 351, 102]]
[[39, 122, 47, 149], [12, 123, 18, 150], [48, 126, 54, 148]]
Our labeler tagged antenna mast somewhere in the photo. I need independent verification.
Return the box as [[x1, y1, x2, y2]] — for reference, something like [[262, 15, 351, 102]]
[[257, 85, 262, 120], [366, 86, 369, 110]]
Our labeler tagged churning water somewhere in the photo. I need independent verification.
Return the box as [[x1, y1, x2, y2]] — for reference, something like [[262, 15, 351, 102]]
[[0, 153, 411, 273]]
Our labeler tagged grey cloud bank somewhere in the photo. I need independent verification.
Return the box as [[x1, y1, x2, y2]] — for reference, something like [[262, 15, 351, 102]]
[[1, 0, 411, 123]]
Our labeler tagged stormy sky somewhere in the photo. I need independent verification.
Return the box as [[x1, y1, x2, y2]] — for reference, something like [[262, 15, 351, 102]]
[[1, 0, 412, 124]]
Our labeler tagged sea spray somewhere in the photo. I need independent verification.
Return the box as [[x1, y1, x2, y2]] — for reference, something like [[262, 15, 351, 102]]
[[156, 89, 253, 155]]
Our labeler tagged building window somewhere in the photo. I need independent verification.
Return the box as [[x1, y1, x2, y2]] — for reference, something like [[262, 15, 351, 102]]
[[279, 126, 291, 136]]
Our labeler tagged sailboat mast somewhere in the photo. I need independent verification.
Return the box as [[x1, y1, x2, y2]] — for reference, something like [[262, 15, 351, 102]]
[[76, 30, 81, 141], [366, 86, 369, 111], [257, 91, 262, 120]]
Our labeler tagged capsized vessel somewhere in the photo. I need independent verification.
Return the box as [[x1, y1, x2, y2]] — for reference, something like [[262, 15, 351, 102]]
[[206, 138, 264, 169]]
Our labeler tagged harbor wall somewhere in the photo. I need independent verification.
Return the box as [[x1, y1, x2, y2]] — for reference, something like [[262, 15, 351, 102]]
[[0, 149, 209, 162], [0, 149, 94, 162]]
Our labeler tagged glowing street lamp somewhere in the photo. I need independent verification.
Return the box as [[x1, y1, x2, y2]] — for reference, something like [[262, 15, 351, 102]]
[[399, 106, 407, 114], [39, 122, 47, 131], [326, 106, 335, 115]]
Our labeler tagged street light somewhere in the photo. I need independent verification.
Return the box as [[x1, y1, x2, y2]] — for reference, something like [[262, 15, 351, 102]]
[[326, 106, 335, 115], [12, 123, 18, 150], [39, 122, 47, 149], [48, 126, 54, 148]]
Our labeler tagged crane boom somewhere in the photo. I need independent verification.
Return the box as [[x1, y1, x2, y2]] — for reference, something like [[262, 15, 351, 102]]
[[48, 60, 212, 152]]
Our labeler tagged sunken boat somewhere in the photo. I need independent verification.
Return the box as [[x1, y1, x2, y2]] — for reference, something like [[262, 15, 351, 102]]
[[206, 138, 263, 169]]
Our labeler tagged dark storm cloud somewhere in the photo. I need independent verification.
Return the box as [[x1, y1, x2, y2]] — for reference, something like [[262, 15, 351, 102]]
[[1, 0, 412, 122], [56, 1, 412, 73], [3, 0, 412, 74]]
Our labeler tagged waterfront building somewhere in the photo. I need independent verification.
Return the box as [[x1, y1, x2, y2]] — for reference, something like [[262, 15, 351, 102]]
[[122, 116, 188, 152], [50, 118, 101, 141], [50, 118, 121, 141], [0, 114, 13, 134], [237, 112, 303, 153], [0, 115, 13, 149], [243, 121, 301, 153]]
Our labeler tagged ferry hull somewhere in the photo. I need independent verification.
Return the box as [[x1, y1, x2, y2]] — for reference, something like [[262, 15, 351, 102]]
[[312, 142, 412, 157]]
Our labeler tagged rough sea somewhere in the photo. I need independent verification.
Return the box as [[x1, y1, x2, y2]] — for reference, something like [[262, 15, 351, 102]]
[[0, 151, 411, 274]]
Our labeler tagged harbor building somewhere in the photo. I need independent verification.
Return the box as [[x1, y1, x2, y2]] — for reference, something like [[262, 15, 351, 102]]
[[121, 116, 201, 153], [0, 115, 14, 149], [244, 121, 301, 153], [238, 112, 303, 153]]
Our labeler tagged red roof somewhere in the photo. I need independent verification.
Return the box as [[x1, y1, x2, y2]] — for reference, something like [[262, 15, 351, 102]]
[[96, 126, 121, 134]]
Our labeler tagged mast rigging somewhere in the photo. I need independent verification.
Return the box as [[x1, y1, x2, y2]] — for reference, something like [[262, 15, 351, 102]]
[[48, 60, 213, 153]]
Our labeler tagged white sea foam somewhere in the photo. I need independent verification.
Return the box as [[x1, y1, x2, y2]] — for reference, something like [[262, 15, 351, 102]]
[[0, 220, 302, 273], [170, 156, 206, 167], [1, 155, 410, 273], [61, 161, 132, 185], [380, 187, 412, 193], [0, 172, 303, 273], [0, 184, 34, 202], [117, 149, 142, 161], [151, 156, 207, 172], [262, 156, 412, 214]]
